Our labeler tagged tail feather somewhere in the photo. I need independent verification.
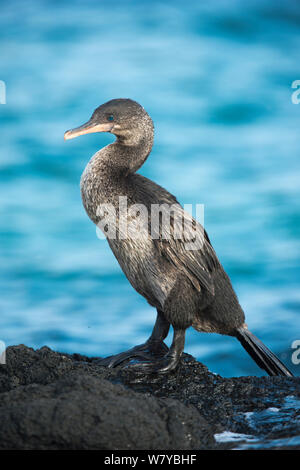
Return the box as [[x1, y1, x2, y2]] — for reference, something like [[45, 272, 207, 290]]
[[235, 327, 293, 377]]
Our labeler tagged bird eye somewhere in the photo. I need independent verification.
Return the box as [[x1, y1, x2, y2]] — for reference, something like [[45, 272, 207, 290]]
[[107, 115, 114, 122]]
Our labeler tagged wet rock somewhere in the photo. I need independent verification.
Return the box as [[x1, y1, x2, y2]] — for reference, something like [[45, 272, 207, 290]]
[[0, 345, 299, 450]]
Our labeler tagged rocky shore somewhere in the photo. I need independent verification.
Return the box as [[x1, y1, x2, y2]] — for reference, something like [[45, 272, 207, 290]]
[[0, 345, 299, 450]]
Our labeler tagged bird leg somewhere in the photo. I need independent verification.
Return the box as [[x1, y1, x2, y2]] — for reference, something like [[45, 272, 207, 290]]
[[128, 327, 186, 374], [96, 310, 170, 368]]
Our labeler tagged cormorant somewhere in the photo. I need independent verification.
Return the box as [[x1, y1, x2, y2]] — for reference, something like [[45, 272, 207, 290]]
[[64, 98, 293, 377]]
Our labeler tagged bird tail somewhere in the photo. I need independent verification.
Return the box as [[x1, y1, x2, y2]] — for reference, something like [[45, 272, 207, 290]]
[[235, 326, 293, 377]]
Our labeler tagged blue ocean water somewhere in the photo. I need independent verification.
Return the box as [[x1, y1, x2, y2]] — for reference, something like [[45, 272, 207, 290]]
[[0, 0, 300, 379]]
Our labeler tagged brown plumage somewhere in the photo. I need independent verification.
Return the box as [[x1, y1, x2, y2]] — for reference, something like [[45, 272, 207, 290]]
[[64, 98, 293, 376]]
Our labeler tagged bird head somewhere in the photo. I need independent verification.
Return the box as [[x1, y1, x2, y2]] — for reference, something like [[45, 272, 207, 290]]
[[64, 98, 153, 147]]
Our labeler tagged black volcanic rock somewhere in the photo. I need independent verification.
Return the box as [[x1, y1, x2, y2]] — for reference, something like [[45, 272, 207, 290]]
[[0, 345, 299, 450]]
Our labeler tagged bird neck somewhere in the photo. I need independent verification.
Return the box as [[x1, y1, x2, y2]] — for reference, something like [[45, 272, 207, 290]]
[[97, 131, 154, 177]]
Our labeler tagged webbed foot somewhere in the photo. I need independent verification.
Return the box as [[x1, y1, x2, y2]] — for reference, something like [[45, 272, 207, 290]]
[[127, 327, 186, 375], [96, 340, 169, 368], [128, 352, 181, 375]]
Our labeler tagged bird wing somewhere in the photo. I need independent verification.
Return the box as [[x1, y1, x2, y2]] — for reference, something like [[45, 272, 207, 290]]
[[151, 201, 218, 295], [132, 173, 218, 296]]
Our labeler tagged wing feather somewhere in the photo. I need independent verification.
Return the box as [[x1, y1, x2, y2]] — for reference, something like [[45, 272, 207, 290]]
[[151, 201, 218, 295]]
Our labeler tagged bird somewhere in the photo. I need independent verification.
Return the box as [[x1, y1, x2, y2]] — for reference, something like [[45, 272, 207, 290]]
[[64, 98, 293, 377]]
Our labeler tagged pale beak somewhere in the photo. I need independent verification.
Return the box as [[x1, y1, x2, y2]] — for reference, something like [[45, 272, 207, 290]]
[[64, 119, 114, 141]]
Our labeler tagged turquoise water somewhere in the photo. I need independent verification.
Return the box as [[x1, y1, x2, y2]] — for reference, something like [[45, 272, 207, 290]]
[[1, 0, 300, 378]]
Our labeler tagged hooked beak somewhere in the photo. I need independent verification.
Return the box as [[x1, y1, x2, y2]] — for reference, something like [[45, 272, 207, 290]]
[[64, 119, 114, 141]]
